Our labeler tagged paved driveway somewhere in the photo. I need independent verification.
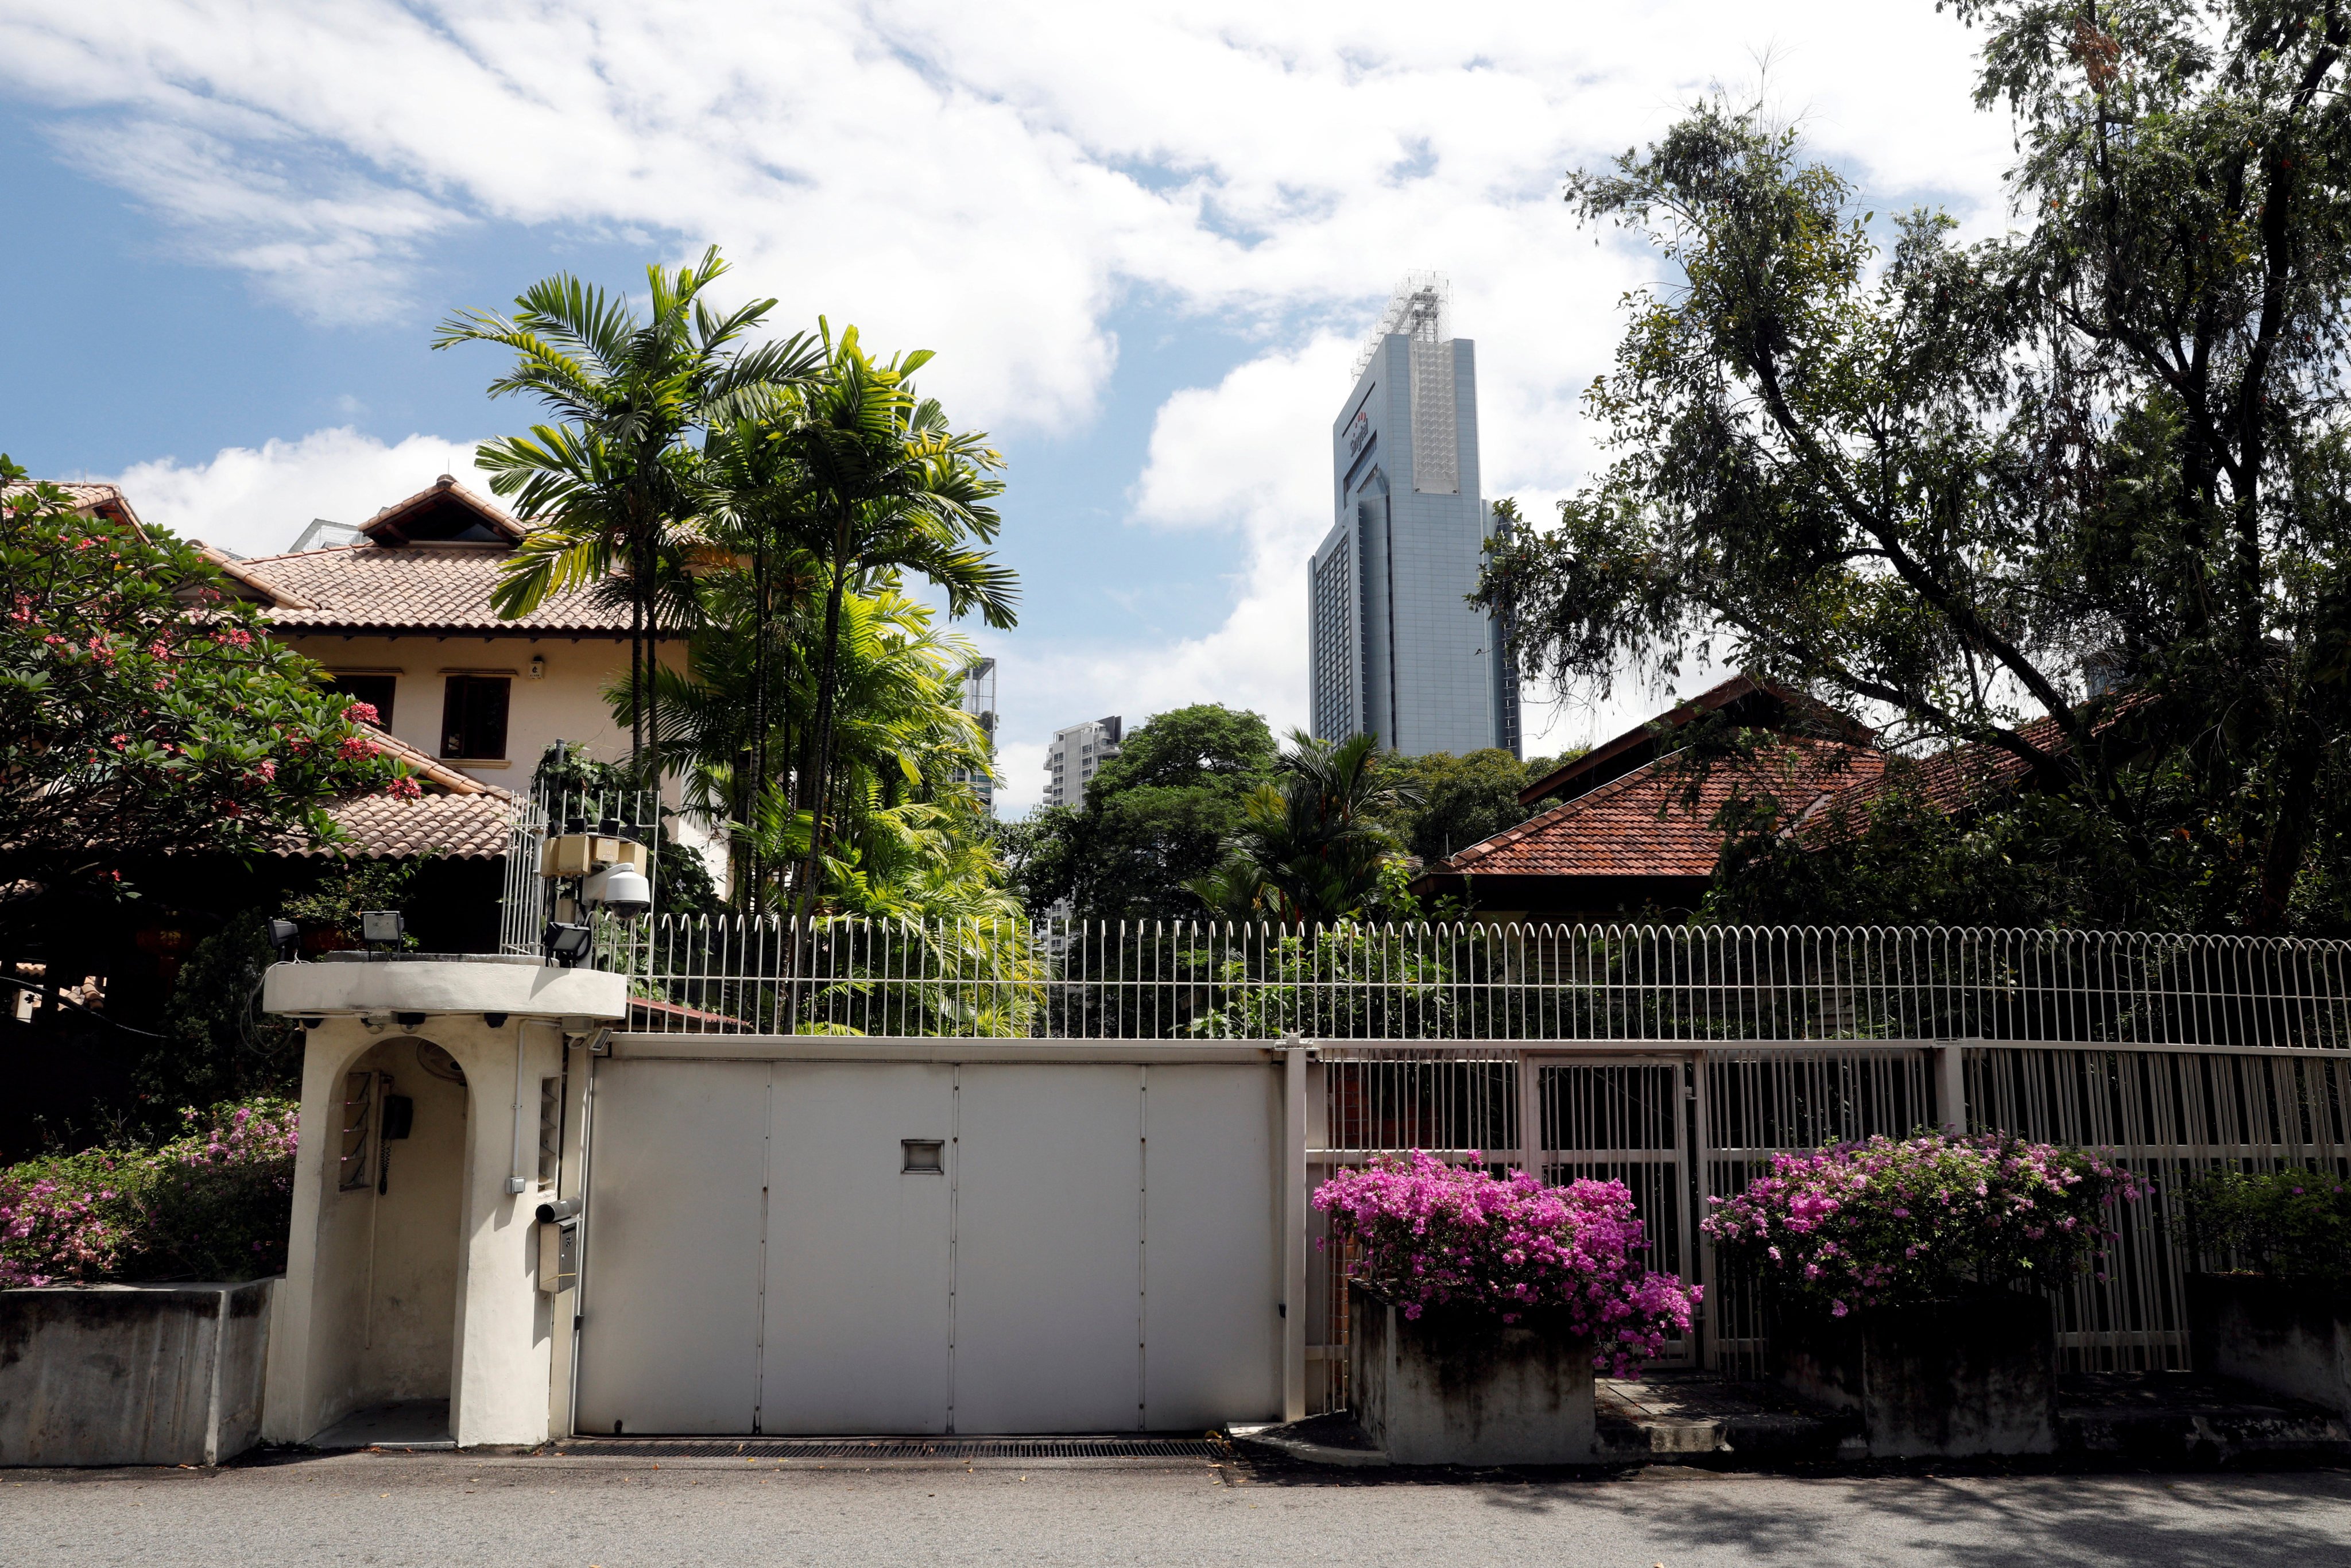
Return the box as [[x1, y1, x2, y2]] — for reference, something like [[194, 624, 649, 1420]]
[[5, 1450, 2348, 1567]]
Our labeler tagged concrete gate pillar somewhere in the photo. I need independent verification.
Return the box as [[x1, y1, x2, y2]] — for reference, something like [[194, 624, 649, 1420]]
[[259, 956, 626, 1447]]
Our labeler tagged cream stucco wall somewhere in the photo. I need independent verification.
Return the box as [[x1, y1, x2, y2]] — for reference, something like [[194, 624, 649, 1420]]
[[262, 963, 622, 1447], [281, 630, 724, 878], [278, 632, 683, 785]]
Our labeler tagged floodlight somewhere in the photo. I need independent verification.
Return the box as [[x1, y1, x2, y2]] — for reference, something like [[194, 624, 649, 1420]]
[[267, 919, 301, 962], [543, 922, 594, 967], [359, 909, 405, 948]]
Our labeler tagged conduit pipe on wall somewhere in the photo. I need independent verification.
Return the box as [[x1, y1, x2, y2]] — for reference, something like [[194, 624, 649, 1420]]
[[505, 1021, 537, 1195]]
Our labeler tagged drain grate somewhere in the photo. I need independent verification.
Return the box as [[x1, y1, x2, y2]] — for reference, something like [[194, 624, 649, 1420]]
[[551, 1436, 1226, 1460]]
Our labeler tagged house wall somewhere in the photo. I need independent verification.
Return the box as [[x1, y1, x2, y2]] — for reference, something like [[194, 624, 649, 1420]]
[[276, 633, 683, 787]]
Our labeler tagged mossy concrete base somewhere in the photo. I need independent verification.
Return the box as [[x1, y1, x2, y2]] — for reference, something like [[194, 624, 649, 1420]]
[[1771, 1290, 2057, 1458], [2186, 1272, 2351, 1420], [0, 1280, 275, 1466], [1348, 1284, 1596, 1465]]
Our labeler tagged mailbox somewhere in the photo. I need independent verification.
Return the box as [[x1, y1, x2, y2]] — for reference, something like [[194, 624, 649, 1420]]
[[536, 1203, 579, 1294]]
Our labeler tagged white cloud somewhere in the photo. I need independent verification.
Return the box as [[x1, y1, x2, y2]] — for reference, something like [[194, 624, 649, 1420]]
[[109, 428, 494, 557], [8, 0, 2028, 796]]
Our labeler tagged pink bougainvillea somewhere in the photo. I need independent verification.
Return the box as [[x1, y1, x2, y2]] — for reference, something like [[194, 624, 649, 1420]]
[[1314, 1151, 1697, 1377], [0, 1098, 299, 1288], [1700, 1132, 2148, 1315]]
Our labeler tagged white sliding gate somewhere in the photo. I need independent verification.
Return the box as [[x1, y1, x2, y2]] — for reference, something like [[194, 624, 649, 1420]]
[[572, 1040, 1285, 1436]]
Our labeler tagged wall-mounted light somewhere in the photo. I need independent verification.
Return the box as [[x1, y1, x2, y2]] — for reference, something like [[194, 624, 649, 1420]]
[[528, 655, 545, 680], [543, 922, 594, 967]]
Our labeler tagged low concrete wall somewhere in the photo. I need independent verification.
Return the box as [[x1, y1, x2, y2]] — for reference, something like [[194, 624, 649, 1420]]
[[0, 1279, 276, 1467], [1772, 1290, 2057, 1458], [2187, 1272, 2351, 1418], [1349, 1286, 1596, 1465]]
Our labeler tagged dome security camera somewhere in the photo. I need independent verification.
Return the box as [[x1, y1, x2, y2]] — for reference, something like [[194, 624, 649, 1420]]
[[583, 864, 653, 916]]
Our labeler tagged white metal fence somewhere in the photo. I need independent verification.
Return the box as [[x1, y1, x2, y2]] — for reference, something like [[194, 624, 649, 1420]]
[[613, 915, 2351, 1047], [589, 915, 2350, 1389], [498, 785, 663, 958]]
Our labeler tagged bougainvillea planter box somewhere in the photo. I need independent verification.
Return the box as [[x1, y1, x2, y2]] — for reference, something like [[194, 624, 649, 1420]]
[[1349, 1284, 1597, 1465], [2187, 1273, 2351, 1419], [1769, 1290, 2057, 1458]]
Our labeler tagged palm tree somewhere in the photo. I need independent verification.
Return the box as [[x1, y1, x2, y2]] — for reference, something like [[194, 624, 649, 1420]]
[[433, 247, 821, 781], [1191, 730, 1419, 926], [638, 580, 994, 915], [766, 324, 1018, 912]]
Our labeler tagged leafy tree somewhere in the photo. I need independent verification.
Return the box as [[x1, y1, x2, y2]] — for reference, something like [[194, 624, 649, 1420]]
[[0, 464, 409, 957], [1013, 704, 1278, 922], [1373, 748, 1546, 862], [1481, 2, 2351, 934], [1192, 730, 1421, 926], [436, 247, 822, 779], [640, 585, 1001, 919]]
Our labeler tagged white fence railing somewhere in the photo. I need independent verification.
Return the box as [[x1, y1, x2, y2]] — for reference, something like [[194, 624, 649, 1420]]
[[1297, 1036, 2351, 1403], [593, 915, 2351, 1389], [611, 915, 2351, 1047]]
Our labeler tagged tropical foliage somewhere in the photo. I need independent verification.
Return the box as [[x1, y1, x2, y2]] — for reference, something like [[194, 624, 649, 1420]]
[[1370, 746, 1579, 865], [1191, 730, 1420, 926], [1482, 0, 2351, 934], [447, 253, 1020, 925], [0, 1097, 297, 1288], [1012, 703, 1280, 922], [436, 247, 822, 779], [2177, 1166, 2351, 1286], [0, 462, 410, 957]]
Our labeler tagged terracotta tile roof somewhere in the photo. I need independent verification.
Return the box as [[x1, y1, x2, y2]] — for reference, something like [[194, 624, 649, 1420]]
[[359, 723, 509, 798], [230, 541, 630, 634], [295, 793, 517, 860], [274, 724, 514, 858], [1795, 707, 2137, 845], [1443, 741, 1887, 879], [358, 476, 528, 544], [4, 479, 148, 536], [1519, 673, 1878, 808]]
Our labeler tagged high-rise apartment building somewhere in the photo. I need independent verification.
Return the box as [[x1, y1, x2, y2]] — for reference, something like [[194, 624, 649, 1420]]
[[951, 656, 998, 815], [1043, 715, 1123, 808], [1307, 275, 1521, 758]]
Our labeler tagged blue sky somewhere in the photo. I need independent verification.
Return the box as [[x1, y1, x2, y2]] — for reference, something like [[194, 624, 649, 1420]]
[[0, 1, 2012, 812]]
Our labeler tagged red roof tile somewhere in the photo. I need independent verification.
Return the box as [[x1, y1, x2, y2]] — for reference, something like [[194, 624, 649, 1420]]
[[292, 793, 517, 860], [5, 479, 148, 537], [231, 541, 630, 634], [1444, 741, 1887, 879], [357, 723, 510, 799]]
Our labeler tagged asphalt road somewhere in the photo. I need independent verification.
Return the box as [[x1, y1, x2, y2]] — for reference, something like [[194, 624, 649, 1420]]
[[5, 1450, 2349, 1567]]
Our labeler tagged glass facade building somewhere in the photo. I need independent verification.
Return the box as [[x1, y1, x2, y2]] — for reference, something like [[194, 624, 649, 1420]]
[[1307, 277, 1520, 758]]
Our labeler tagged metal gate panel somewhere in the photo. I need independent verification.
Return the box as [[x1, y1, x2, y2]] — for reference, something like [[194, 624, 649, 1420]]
[[761, 1064, 954, 1434], [1533, 1056, 1695, 1365], [575, 1058, 768, 1434], [1138, 1065, 1283, 1430], [951, 1066, 1142, 1433]]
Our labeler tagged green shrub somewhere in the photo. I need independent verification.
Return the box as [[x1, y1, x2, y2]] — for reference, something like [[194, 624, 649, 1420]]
[[0, 1097, 297, 1287], [2177, 1167, 2351, 1287]]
